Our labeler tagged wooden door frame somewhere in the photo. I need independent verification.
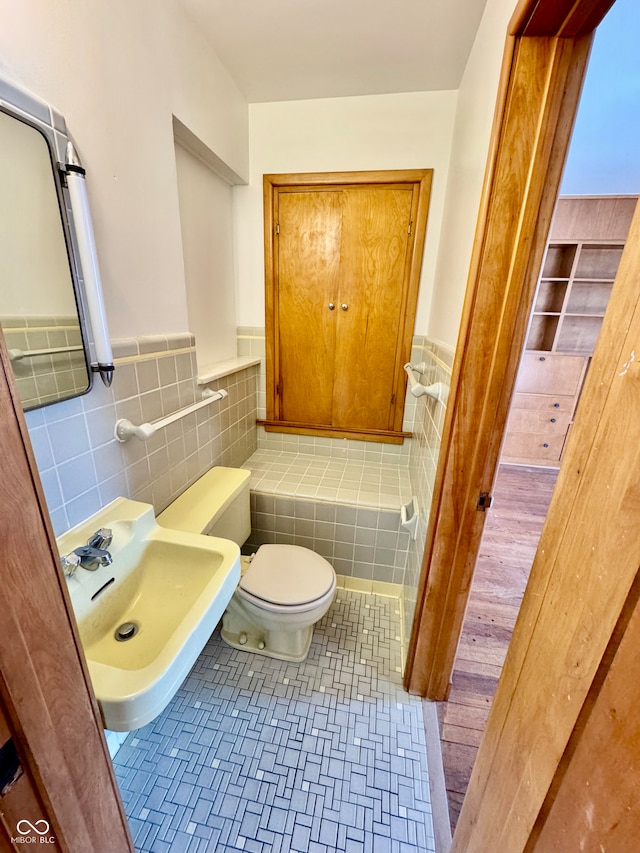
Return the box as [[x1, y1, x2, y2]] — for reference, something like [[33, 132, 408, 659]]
[[454, 157, 640, 853], [0, 330, 133, 849], [405, 0, 617, 699], [262, 169, 432, 443]]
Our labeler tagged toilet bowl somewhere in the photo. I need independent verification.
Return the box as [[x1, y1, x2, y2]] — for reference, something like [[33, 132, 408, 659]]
[[221, 544, 336, 661], [157, 467, 337, 662]]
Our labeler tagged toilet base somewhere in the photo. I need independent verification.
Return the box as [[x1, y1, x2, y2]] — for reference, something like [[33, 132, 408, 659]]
[[220, 596, 314, 662]]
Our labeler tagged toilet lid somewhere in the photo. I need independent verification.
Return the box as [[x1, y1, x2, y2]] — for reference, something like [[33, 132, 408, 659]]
[[239, 545, 335, 606]]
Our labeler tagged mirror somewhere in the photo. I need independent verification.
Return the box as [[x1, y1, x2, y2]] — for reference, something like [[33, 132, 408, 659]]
[[0, 104, 91, 410]]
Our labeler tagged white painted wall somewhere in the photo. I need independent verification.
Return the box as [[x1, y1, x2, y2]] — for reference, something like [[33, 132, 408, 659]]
[[174, 141, 237, 370], [234, 91, 459, 331], [0, 0, 248, 339], [428, 0, 515, 347]]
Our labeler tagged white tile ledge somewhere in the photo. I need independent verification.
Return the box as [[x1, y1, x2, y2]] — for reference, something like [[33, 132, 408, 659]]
[[197, 357, 261, 384]]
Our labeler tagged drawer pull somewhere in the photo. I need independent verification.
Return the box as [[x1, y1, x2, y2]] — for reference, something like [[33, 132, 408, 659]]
[[543, 443, 549, 448], [554, 402, 560, 408], [550, 418, 556, 423]]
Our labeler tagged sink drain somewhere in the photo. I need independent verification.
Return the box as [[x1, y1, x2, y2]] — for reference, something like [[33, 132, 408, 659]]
[[115, 621, 139, 642]]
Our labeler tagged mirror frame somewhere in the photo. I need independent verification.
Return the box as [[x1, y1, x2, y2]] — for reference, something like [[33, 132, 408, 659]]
[[0, 78, 94, 409]]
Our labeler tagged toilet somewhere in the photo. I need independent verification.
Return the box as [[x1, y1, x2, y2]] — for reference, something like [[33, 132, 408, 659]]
[[157, 467, 336, 662]]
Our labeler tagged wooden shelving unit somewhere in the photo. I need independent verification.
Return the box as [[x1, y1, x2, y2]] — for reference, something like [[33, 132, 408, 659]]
[[504, 196, 637, 468], [526, 240, 624, 355]]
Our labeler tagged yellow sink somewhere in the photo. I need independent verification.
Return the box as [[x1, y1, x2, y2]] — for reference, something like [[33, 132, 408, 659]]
[[59, 497, 240, 731]]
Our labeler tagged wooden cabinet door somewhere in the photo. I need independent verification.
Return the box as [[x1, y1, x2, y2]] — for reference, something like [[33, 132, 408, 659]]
[[332, 186, 414, 431], [265, 170, 432, 443], [277, 190, 342, 425]]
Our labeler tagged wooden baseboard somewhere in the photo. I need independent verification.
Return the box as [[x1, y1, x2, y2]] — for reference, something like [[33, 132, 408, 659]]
[[258, 419, 411, 445]]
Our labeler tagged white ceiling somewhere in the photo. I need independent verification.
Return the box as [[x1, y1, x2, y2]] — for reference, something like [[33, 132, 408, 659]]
[[178, 0, 490, 103]]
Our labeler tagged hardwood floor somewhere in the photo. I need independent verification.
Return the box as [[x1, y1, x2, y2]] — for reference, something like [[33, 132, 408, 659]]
[[437, 463, 558, 830]]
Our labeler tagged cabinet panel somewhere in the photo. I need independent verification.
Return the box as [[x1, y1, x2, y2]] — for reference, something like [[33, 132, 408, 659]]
[[332, 187, 413, 431], [502, 431, 565, 463], [551, 196, 637, 241], [511, 392, 575, 413], [507, 409, 571, 433], [515, 353, 587, 396], [277, 191, 342, 425]]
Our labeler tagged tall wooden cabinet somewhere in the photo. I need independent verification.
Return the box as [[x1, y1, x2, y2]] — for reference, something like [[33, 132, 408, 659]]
[[262, 170, 432, 444], [503, 196, 637, 467]]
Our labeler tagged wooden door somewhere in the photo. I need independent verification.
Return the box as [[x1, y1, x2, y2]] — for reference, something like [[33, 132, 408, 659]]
[[0, 329, 133, 851], [332, 186, 415, 431], [532, 580, 640, 853], [0, 696, 51, 848], [453, 196, 640, 851], [264, 170, 432, 444]]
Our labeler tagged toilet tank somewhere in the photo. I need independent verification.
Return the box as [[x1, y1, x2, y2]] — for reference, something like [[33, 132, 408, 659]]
[[156, 467, 251, 545]]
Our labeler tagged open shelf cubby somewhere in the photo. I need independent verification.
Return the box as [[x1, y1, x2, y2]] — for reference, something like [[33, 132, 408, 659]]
[[535, 280, 567, 313], [556, 315, 604, 354], [526, 315, 559, 351], [566, 280, 612, 316], [542, 244, 576, 278], [574, 245, 624, 280]]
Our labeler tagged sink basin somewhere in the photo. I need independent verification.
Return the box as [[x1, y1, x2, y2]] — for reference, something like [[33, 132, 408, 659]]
[[58, 497, 240, 731]]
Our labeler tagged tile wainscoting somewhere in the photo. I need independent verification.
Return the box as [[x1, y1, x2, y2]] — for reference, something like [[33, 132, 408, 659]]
[[25, 333, 258, 536]]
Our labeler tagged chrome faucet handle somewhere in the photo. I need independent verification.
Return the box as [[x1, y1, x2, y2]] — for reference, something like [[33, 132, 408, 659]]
[[72, 545, 113, 570], [61, 552, 81, 578], [87, 527, 113, 550]]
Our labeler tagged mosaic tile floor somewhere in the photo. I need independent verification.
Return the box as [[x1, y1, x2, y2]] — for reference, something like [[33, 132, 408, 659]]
[[243, 450, 412, 511], [113, 590, 434, 853]]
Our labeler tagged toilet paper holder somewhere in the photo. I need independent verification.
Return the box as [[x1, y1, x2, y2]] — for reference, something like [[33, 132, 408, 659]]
[[401, 497, 419, 540]]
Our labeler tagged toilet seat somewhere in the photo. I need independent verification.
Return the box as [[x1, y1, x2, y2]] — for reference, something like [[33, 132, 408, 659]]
[[237, 545, 336, 613]]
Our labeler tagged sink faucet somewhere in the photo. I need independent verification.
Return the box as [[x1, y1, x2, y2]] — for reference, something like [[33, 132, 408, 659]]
[[61, 528, 113, 577]]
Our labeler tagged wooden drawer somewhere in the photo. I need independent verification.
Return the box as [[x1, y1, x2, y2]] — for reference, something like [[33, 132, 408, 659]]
[[515, 353, 587, 396], [507, 409, 571, 434], [511, 392, 575, 414], [502, 431, 565, 464]]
